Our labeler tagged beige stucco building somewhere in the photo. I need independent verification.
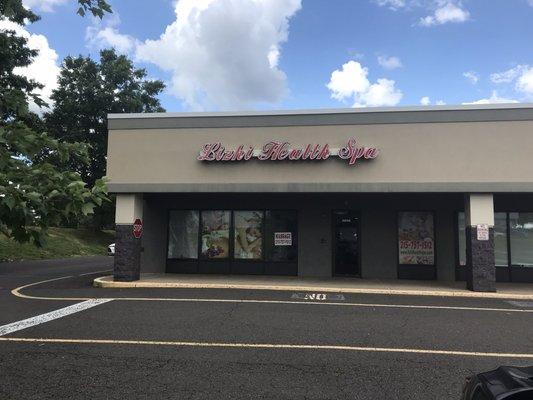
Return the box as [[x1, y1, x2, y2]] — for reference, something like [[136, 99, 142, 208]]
[[107, 104, 533, 291]]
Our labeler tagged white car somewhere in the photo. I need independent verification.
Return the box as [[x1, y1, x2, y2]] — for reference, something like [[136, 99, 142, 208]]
[[107, 243, 115, 256]]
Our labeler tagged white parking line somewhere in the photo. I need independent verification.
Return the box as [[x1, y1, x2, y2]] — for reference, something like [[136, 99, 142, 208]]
[[113, 296, 533, 313], [0, 299, 113, 337]]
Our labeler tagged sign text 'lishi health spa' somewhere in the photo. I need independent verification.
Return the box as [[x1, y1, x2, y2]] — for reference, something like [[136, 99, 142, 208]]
[[197, 138, 379, 166]]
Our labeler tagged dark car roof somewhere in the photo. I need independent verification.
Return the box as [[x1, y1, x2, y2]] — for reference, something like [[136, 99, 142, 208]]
[[478, 366, 533, 399]]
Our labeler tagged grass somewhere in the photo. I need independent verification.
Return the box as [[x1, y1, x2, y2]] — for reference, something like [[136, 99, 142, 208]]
[[0, 227, 115, 262]]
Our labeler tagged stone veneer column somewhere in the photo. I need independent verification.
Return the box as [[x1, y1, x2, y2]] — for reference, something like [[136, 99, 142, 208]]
[[114, 193, 143, 282], [465, 194, 496, 292]]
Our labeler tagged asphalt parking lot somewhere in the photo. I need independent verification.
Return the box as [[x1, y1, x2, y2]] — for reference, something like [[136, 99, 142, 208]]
[[1, 257, 533, 399]]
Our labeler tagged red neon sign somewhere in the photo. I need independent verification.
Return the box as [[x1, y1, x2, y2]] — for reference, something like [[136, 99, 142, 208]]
[[197, 138, 378, 166]]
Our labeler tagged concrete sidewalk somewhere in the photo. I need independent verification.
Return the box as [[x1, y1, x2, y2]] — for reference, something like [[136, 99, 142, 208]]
[[94, 274, 533, 300]]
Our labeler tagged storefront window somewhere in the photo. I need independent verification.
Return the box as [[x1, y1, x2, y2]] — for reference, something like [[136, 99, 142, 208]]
[[200, 210, 230, 259], [234, 211, 264, 260], [265, 210, 298, 262], [167, 210, 199, 259], [510, 212, 533, 267], [495, 213, 508, 266], [458, 212, 466, 266], [457, 212, 508, 267], [168, 209, 298, 264], [398, 211, 435, 265]]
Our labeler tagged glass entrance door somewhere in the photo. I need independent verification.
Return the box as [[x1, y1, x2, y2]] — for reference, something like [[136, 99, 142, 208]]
[[333, 211, 360, 276]]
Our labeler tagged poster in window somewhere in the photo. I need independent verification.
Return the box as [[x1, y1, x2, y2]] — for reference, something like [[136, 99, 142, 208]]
[[274, 232, 292, 246], [398, 211, 435, 265], [234, 211, 263, 259], [201, 211, 230, 259]]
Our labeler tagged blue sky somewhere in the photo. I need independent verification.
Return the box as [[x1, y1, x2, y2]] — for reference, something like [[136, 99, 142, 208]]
[[10, 0, 533, 112]]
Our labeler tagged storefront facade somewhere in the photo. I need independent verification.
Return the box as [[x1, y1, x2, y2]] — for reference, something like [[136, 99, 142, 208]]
[[107, 104, 533, 291]]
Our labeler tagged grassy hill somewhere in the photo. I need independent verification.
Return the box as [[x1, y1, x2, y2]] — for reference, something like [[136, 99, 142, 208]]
[[0, 228, 115, 262]]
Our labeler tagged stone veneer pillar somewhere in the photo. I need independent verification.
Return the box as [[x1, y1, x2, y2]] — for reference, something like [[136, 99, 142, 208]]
[[465, 194, 496, 292], [114, 193, 143, 282]]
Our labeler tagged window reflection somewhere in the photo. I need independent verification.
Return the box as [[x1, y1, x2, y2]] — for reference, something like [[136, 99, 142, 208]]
[[167, 210, 199, 259], [494, 213, 508, 267], [510, 212, 533, 267], [457, 212, 508, 267]]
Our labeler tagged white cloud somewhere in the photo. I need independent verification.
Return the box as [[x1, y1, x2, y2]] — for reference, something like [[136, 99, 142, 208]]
[[516, 67, 533, 95], [327, 61, 370, 101], [267, 45, 280, 68], [377, 55, 403, 70], [357, 78, 402, 107], [375, 1, 471, 27], [463, 91, 518, 105], [490, 65, 527, 84], [0, 20, 60, 113], [327, 60, 403, 107], [22, 0, 68, 12], [463, 71, 479, 84], [135, 0, 301, 110], [490, 65, 533, 98], [86, 13, 138, 54], [419, 96, 445, 106], [374, 0, 406, 10], [419, 2, 470, 27], [89, 27, 137, 53]]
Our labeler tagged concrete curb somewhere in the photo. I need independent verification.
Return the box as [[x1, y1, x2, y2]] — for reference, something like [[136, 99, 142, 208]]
[[93, 276, 533, 300]]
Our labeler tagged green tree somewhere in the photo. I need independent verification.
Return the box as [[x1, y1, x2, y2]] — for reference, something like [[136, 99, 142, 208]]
[[45, 50, 165, 228], [76, 0, 112, 18], [45, 50, 165, 188], [0, 0, 111, 245]]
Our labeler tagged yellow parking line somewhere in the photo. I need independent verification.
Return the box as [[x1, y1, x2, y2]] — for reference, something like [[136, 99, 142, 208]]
[[11, 275, 92, 301], [11, 271, 111, 301], [93, 276, 533, 300], [10, 275, 533, 313], [1, 337, 532, 359], [78, 269, 113, 277]]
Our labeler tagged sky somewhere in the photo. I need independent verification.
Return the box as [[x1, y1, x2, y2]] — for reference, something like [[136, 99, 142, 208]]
[[5, 0, 533, 112]]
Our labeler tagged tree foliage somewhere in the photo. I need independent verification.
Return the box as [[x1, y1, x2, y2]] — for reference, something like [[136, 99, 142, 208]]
[[0, 123, 108, 244], [76, 0, 112, 18], [0, 0, 111, 245], [46, 50, 165, 188]]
